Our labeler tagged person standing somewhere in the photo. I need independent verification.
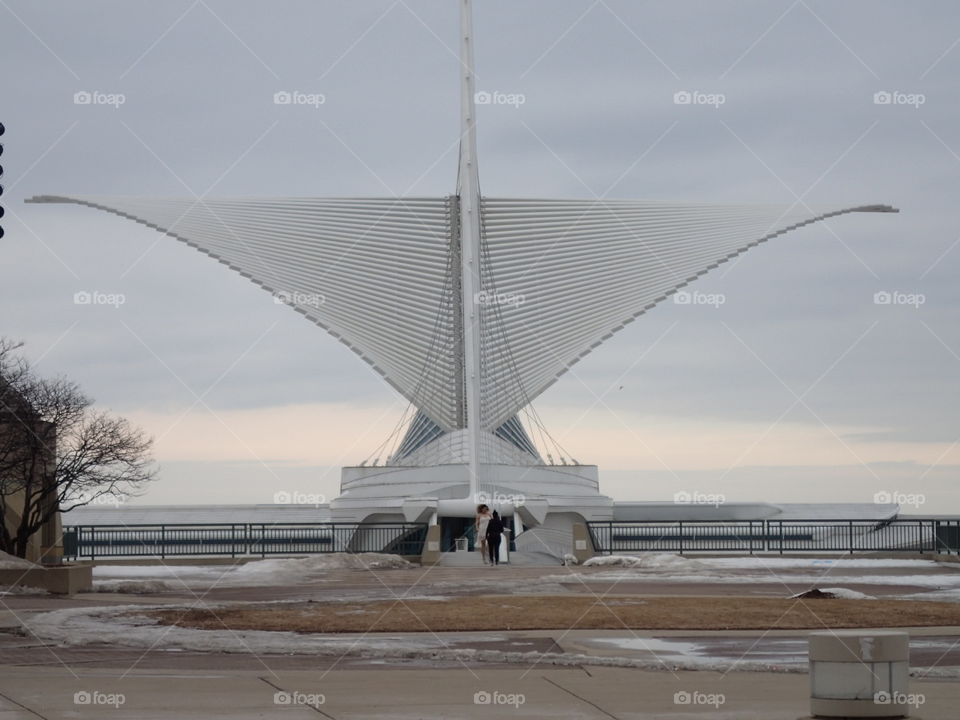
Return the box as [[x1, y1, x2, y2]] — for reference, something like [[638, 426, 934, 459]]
[[486, 510, 504, 566], [475, 504, 492, 564]]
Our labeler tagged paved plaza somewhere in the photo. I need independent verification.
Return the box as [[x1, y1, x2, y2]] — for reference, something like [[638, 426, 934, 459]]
[[1, 556, 959, 718]]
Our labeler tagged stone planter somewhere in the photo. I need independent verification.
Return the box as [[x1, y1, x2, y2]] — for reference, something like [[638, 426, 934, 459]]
[[0, 562, 93, 594]]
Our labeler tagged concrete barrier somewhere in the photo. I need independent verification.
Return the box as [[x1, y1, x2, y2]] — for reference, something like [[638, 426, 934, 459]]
[[0, 563, 93, 594], [420, 524, 442, 566], [808, 630, 910, 718], [572, 522, 595, 564]]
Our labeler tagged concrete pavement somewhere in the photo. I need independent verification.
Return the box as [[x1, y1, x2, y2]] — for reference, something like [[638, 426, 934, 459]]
[[1, 665, 959, 719], [1, 558, 959, 717]]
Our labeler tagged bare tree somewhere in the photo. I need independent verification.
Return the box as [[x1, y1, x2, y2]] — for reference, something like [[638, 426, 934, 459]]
[[0, 339, 156, 558]]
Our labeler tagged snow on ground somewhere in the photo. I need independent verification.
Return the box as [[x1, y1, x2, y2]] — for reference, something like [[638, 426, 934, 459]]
[[903, 588, 960, 603], [88, 552, 960, 599], [815, 588, 876, 600], [21, 551, 960, 674], [92, 553, 411, 593], [544, 554, 960, 597], [0, 551, 45, 593], [587, 636, 808, 671], [689, 557, 944, 570], [0, 550, 39, 570], [583, 554, 703, 570], [578, 554, 944, 572], [789, 588, 877, 600], [567, 573, 960, 590], [547, 571, 960, 591], [93, 579, 180, 594], [0, 585, 49, 596], [18, 603, 811, 674], [25, 602, 960, 677]]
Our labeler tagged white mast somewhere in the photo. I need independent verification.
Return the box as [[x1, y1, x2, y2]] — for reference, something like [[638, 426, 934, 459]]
[[457, 0, 483, 504]]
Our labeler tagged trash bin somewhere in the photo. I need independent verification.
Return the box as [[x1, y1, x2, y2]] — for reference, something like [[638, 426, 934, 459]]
[[455, 536, 468, 552]]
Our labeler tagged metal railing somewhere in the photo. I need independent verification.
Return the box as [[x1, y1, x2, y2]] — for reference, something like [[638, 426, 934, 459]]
[[587, 519, 960, 555], [62, 523, 429, 560]]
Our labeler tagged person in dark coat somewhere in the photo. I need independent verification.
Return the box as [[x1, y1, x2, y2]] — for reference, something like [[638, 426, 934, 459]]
[[485, 510, 504, 565]]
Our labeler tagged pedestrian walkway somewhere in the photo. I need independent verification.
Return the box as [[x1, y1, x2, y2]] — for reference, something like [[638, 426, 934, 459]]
[[1, 665, 958, 719]]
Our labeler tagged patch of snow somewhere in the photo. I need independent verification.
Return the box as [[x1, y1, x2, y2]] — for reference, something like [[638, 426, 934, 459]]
[[580, 555, 945, 572], [542, 554, 960, 594], [19, 604, 805, 674], [91, 553, 411, 592], [591, 637, 718, 664], [24, 602, 960, 678], [901, 588, 960, 603], [583, 555, 645, 568], [547, 570, 960, 589], [93, 580, 177, 594], [94, 565, 224, 580], [789, 587, 876, 600], [583, 554, 701, 570], [701, 557, 942, 570], [818, 587, 876, 600], [0, 550, 39, 570], [228, 553, 410, 583], [0, 585, 49, 596]]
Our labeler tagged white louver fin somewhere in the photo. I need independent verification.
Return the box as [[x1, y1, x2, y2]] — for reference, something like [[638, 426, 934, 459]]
[[27, 195, 897, 436], [478, 198, 897, 430], [27, 195, 461, 431]]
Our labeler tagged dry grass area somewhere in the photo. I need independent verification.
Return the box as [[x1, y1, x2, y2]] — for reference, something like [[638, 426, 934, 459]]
[[149, 595, 960, 633]]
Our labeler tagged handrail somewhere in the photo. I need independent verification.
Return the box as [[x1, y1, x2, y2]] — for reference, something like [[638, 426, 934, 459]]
[[62, 522, 429, 560], [586, 519, 958, 555]]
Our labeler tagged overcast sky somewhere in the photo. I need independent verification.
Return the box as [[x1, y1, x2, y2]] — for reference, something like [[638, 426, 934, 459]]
[[1, 0, 958, 513]]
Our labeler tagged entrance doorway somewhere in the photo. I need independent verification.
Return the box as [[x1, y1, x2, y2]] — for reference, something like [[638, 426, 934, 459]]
[[439, 515, 516, 553], [440, 516, 474, 552]]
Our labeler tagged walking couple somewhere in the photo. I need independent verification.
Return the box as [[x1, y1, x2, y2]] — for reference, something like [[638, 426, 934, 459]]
[[475, 504, 504, 565]]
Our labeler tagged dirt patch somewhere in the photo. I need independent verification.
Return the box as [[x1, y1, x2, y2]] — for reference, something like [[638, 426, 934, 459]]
[[148, 595, 960, 633]]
